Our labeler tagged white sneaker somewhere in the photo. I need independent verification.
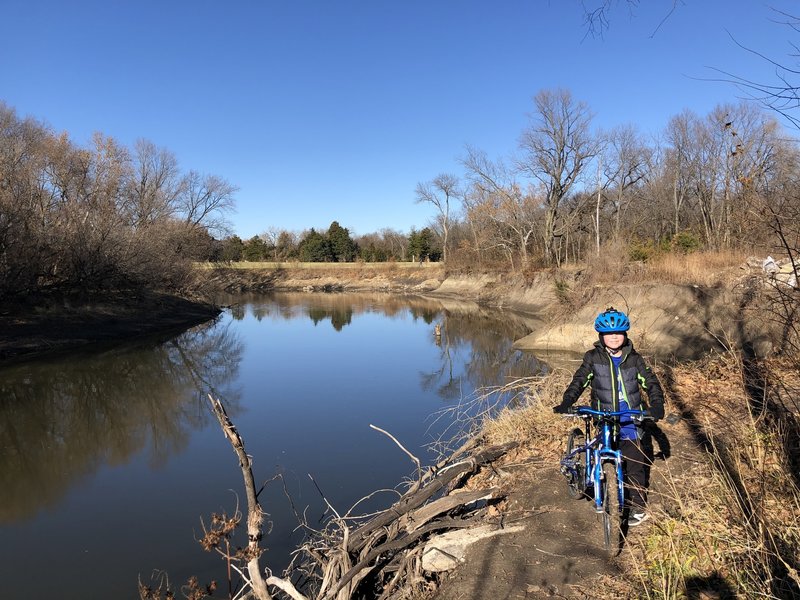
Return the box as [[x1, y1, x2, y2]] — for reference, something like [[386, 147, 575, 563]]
[[628, 511, 650, 527]]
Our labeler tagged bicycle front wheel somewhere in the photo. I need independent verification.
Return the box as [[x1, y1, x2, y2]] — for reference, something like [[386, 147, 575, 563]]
[[601, 461, 622, 557], [565, 428, 585, 499]]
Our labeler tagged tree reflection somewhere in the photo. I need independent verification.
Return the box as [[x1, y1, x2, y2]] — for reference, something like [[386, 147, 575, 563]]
[[419, 304, 546, 403], [307, 306, 353, 331], [226, 292, 545, 400], [0, 317, 242, 522]]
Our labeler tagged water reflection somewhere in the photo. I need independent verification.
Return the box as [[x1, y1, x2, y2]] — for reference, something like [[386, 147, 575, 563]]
[[423, 304, 545, 402], [0, 317, 243, 522], [225, 292, 545, 402], [0, 292, 548, 599]]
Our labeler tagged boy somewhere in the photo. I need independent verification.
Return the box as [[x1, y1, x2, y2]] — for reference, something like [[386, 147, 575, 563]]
[[553, 307, 665, 526]]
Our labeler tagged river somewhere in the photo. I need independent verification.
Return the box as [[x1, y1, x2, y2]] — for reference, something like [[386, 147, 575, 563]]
[[0, 292, 545, 599]]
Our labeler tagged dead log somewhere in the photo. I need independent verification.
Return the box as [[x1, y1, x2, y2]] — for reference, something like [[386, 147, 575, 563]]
[[324, 517, 484, 600], [346, 442, 516, 553], [401, 487, 499, 532], [293, 441, 516, 600]]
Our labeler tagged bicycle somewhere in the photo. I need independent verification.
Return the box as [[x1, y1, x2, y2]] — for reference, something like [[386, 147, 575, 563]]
[[559, 406, 653, 556]]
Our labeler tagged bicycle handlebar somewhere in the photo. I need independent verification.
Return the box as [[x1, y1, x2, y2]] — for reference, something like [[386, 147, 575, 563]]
[[561, 406, 653, 420]]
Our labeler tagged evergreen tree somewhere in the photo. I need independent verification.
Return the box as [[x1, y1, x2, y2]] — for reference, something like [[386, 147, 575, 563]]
[[408, 228, 434, 262], [220, 235, 245, 262], [327, 221, 358, 262], [242, 236, 268, 261], [409, 228, 442, 262], [298, 228, 334, 262]]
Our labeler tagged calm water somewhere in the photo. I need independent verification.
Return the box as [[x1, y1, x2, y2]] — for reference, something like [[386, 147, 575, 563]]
[[0, 292, 545, 599]]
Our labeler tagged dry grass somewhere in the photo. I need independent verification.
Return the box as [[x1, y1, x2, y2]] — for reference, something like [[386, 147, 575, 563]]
[[643, 250, 747, 286], [480, 370, 572, 455], [196, 261, 440, 271], [621, 355, 800, 598], [574, 248, 748, 289], [472, 353, 800, 599]]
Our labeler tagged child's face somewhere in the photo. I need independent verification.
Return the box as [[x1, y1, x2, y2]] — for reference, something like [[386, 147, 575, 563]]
[[601, 332, 625, 352]]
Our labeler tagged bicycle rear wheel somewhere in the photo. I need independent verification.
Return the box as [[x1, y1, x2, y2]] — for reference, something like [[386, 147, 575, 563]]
[[601, 461, 622, 557], [565, 428, 585, 499]]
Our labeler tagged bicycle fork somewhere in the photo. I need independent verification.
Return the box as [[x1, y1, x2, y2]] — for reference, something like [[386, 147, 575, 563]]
[[593, 451, 625, 514]]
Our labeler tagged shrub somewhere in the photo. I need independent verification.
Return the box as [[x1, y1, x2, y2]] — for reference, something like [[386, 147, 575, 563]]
[[671, 231, 703, 254], [629, 237, 658, 262]]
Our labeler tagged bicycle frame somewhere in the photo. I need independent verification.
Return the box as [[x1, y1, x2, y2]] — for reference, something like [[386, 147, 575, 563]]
[[561, 407, 647, 514]]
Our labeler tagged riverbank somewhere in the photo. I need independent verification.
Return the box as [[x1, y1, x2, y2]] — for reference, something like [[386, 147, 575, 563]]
[[418, 353, 800, 600], [2, 260, 767, 365], [2, 261, 794, 599], [0, 292, 220, 364], [202, 260, 772, 360]]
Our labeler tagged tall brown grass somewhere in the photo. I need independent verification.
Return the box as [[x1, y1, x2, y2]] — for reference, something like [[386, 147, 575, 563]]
[[578, 247, 747, 288], [474, 353, 800, 598], [643, 250, 747, 286], [622, 354, 800, 599]]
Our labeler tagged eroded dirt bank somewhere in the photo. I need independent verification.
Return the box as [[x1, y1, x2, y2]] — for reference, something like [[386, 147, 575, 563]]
[[0, 262, 769, 364], [205, 262, 771, 360]]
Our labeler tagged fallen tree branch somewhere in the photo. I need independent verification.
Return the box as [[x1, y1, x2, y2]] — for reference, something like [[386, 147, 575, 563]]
[[370, 423, 422, 482], [287, 440, 517, 600], [266, 575, 309, 600], [206, 394, 272, 600], [346, 442, 516, 552], [324, 517, 485, 600]]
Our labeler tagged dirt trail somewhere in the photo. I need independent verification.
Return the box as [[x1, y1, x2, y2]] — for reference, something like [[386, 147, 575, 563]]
[[430, 417, 697, 600]]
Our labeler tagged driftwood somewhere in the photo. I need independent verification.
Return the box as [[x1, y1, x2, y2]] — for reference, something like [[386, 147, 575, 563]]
[[287, 439, 518, 600], [204, 392, 517, 600], [206, 394, 273, 600]]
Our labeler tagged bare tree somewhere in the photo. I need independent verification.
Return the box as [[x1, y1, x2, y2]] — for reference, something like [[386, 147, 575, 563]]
[[0, 103, 239, 298], [124, 139, 182, 228], [579, 0, 682, 38], [517, 89, 599, 264], [662, 110, 698, 235], [459, 181, 493, 264], [706, 9, 800, 129], [602, 124, 652, 240], [462, 146, 538, 268], [177, 170, 237, 237], [415, 174, 458, 263], [381, 228, 408, 261]]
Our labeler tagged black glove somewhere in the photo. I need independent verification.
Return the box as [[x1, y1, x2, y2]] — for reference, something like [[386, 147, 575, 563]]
[[648, 403, 664, 422], [553, 403, 571, 415]]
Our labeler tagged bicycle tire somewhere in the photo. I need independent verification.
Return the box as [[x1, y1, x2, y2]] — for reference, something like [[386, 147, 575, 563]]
[[601, 461, 622, 557], [565, 428, 585, 499]]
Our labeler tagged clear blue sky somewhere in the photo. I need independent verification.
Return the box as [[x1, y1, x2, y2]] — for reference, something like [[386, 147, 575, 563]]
[[1, 1, 796, 240]]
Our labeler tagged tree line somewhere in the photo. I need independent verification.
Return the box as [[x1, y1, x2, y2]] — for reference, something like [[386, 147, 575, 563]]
[[219, 90, 797, 271], [0, 102, 236, 300], [4, 85, 799, 301], [216, 223, 441, 263], [411, 89, 797, 270]]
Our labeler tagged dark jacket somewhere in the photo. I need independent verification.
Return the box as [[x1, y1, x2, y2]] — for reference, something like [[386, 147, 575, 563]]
[[561, 338, 664, 413]]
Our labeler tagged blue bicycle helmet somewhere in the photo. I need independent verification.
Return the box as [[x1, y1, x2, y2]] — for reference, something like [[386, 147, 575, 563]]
[[594, 307, 630, 333]]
